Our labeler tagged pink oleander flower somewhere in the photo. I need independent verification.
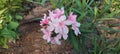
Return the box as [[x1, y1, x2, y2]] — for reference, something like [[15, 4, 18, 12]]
[[54, 7, 64, 18], [53, 15, 69, 40], [41, 28, 52, 42], [48, 7, 64, 19], [40, 14, 50, 26], [51, 34, 62, 45], [68, 12, 81, 36], [40, 8, 81, 45]]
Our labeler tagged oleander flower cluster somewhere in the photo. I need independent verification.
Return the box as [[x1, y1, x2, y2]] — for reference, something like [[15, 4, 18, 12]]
[[40, 7, 81, 45]]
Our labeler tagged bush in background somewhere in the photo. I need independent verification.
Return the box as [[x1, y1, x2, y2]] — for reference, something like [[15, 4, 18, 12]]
[[0, 0, 23, 48]]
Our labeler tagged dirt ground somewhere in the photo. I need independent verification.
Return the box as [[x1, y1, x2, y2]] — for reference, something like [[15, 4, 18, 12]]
[[0, 22, 74, 54]]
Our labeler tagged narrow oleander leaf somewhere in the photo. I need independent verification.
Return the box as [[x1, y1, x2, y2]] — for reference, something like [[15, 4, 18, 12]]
[[70, 30, 79, 51], [94, 7, 98, 17], [75, 0, 81, 10]]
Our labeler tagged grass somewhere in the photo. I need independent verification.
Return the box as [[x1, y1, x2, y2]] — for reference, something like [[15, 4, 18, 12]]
[[50, 0, 120, 54]]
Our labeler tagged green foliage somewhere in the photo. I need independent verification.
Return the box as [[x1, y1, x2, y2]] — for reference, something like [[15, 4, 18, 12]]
[[8, 21, 19, 30], [110, 0, 120, 12], [50, 0, 120, 54], [26, 0, 48, 5], [0, 0, 23, 48], [69, 30, 79, 51]]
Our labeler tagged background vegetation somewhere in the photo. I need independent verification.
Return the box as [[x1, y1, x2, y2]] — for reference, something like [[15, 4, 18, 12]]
[[50, 0, 120, 54], [0, 0, 23, 48]]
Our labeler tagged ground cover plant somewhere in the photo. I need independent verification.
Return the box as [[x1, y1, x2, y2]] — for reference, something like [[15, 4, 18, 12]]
[[0, 0, 22, 48]]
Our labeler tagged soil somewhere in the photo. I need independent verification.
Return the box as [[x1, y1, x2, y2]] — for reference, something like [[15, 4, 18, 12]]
[[0, 22, 74, 54]]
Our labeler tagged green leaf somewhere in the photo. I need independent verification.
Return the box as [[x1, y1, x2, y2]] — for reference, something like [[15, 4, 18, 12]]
[[69, 30, 79, 51], [99, 5, 110, 17], [0, 37, 8, 48], [78, 12, 87, 21], [94, 7, 98, 17], [87, 0, 94, 7], [0, 23, 3, 29], [93, 38, 98, 54], [97, 18, 116, 21], [2, 38, 8, 48], [11, 6, 21, 9], [82, 0, 87, 8], [41, 0, 47, 5], [0, 8, 7, 15], [15, 15, 23, 20], [6, 13, 12, 22], [1, 28, 18, 39], [71, 8, 81, 14], [8, 21, 19, 30], [75, 0, 81, 10], [104, 10, 120, 18]]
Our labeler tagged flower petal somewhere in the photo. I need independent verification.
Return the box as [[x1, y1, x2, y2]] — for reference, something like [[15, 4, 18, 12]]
[[59, 15, 66, 22], [55, 26, 60, 33], [55, 37, 61, 45], [68, 12, 77, 22], [47, 24, 54, 31], [74, 27, 81, 36], [63, 26, 69, 34], [75, 22, 80, 27], [63, 34, 68, 40], [43, 35, 47, 40], [56, 34, 62, 39], [64, 20, 72, 25]]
